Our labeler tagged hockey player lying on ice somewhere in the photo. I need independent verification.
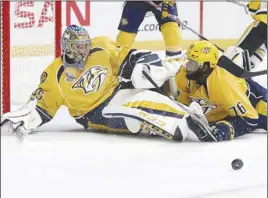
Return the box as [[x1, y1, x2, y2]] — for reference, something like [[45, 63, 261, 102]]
[[0, 24, 199, 141], [1, 25, 266, 142], [175, 40, 267, 141]]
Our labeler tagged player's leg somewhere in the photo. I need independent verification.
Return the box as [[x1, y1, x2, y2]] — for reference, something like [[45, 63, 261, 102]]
[[151, 2, 183, 97], [116, 2, 149, 47], [237, 21, 267, 54], [236, 20, 267, 70], [151, 2, 183, 57]]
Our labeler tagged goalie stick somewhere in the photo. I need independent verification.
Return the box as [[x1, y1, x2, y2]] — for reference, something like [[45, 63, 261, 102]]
[[146, 1, 267, 78], [141, 70, 218, 142]]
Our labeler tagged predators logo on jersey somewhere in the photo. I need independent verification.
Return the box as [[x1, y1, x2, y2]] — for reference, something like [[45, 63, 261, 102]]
[[192, 98, 217, 115], [72, 66, 108, 94]]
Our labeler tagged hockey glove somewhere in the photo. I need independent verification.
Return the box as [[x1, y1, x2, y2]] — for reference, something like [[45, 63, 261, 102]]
[[211, 121, 235, 141], [187, 118, 235, 142], [0, 100, 42, 137], [161, 1, 174, 19]]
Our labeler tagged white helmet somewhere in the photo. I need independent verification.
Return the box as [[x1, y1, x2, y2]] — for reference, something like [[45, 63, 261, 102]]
[[61, 25, 91, 70]]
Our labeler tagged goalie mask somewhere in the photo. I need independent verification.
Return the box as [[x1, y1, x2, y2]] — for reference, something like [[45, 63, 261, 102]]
[[61, 25, 92, 70], [185, 41, 220, 84]]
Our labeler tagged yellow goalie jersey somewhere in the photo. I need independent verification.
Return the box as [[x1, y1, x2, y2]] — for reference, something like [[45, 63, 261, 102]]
[[175, 66, 265, 124], [32, 36, 131, 131]]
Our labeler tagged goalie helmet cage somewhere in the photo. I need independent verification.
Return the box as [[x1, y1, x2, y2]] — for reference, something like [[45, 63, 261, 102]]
[[0, 1, 62, 114]]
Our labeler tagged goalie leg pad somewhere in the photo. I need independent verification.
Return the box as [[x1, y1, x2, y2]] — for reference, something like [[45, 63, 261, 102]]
[[103, 89, 192, 141], [103, 105, 187, 141]]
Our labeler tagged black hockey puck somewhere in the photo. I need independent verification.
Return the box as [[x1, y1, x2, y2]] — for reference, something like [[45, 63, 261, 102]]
[[231, 159, 243, 170]]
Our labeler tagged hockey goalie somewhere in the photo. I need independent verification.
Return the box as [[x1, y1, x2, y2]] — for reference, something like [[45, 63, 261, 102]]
[[1, 24, 212, 142]]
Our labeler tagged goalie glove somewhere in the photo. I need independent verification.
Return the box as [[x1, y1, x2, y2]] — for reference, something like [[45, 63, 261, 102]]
[[0, 99, 43, 136], [131, 53, 183, 89]]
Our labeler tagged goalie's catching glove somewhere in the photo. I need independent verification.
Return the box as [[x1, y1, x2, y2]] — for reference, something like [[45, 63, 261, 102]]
[[0, 100, 43, 136]]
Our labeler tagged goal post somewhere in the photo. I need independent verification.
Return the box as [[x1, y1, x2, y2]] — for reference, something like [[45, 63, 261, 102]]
[[1, 1, 62, 114], [1, 1, 10, 114]]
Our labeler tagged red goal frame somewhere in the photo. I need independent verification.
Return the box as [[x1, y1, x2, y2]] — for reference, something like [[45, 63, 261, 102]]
[[1, 1, 62, 113]]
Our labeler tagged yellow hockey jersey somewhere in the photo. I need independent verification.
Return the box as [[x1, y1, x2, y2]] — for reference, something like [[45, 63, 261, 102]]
[[175, 66, 260, 123], [32, 36, 132, 131], [248, 0, 267, 24]]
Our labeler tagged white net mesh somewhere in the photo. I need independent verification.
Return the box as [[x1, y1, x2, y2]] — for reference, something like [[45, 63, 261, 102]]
[[9, 1, 57, 105]]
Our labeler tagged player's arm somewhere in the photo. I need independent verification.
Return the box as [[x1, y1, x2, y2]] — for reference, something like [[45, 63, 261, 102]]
[[34, 64, 64, 125], [1, 61, 64, 135], [212, 81, 259, 141]]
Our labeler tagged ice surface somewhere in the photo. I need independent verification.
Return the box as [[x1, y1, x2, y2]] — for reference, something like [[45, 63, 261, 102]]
[[2, 52, 267, 198]]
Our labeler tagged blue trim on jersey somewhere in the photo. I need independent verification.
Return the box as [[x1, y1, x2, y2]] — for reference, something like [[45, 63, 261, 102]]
[[74, 86, 128, 130], [246, 78, 267, 107], [219, 79, 267, 135], [224, 116, 259, 137], [36, 106, 53, 126]]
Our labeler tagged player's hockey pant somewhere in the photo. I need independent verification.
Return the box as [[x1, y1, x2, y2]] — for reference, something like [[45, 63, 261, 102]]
[[118, 1, 178, 33]]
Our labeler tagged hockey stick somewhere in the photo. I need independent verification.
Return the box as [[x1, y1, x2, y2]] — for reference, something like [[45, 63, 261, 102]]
[[218, 55, 267, 78], [142, 70, 218, 142], [146, 1, 224, 52], [225, 0, 248, 14], [146, 1, 267, 78]]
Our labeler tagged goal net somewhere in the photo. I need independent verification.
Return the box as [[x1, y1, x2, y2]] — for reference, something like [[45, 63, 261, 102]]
[[1, 1, 61, 114]]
